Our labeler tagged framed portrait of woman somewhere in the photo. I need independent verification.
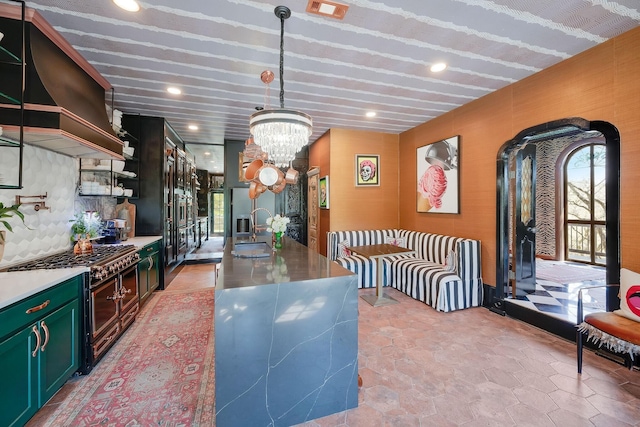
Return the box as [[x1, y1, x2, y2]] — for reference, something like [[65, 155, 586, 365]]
[[417, 136, 459, 213], [319, 176, 329, 209], [355, 154, 380, 186]]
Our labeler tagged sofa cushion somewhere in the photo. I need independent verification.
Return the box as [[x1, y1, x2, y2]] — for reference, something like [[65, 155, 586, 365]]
[[385, 236, 406, 247], [337, 239, 352, 258], [444, 250, 456, 272], [615, 268, 640, 322]]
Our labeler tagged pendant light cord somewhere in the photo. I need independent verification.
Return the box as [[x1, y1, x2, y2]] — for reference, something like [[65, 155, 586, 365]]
[[279, 11, 285, 109]]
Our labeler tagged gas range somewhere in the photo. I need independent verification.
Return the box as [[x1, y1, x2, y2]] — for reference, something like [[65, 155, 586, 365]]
[[4, 245, 139, 283]]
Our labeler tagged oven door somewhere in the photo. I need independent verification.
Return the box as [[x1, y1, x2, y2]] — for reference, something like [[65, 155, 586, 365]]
[[90, 276, 120, 341], [120, 264, 139, 330]]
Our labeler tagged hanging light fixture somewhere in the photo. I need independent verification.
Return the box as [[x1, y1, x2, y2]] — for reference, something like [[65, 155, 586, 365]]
[[249, 5, 312, 168]]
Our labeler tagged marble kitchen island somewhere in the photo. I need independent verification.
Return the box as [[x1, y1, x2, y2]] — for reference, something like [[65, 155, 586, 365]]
[[215, 236, 359, 426]]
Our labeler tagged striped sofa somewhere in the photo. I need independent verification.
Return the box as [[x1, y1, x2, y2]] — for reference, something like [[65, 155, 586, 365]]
[[327, 229, 483, 312]]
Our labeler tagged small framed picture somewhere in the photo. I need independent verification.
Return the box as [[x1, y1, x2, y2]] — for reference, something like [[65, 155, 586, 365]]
[[319, 175, 329, 209], [355, 154, 379, 186]]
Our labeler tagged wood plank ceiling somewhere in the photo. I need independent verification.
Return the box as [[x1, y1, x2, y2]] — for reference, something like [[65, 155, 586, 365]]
[[16, 0, 640, 173]]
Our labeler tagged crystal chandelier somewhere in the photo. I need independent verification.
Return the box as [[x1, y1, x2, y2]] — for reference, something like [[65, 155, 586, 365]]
[[249, 5, 312, 168]]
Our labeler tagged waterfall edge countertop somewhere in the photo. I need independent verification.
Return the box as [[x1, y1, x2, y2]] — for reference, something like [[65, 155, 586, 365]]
[[217, 235, 353, 289], [0, 268, 88, 310], [215, 235, 359, 426]]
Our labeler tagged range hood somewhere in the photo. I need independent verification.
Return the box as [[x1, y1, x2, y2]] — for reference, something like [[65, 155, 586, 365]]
[[0, 4, 123, 159]]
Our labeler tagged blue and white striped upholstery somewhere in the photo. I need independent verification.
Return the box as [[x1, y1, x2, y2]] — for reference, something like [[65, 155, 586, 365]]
[[327, 229, 483, 312], [327, 229, 396, 288]]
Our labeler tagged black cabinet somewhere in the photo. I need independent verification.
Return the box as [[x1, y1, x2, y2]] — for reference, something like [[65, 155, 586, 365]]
[[121, 114, 196, 286]]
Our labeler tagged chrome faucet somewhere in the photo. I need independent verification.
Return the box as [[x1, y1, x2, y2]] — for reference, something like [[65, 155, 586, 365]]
[[249, 206, 273, 241]]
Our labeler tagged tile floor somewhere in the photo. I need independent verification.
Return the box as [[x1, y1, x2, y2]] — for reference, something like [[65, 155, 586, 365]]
[[508, 279, 607, 323], [28, 265, 640, 427]]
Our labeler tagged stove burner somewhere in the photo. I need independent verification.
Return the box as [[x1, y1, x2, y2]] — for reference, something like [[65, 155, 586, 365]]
[[4, 245, 138, 280]]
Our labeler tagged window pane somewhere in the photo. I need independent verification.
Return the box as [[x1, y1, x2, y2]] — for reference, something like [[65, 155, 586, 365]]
[[567, 223, 591, 262], [566, 146, 591, 221], [593, 145, 606, 221]]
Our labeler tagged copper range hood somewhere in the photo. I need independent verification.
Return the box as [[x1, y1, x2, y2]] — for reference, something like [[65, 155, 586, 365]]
[[0, 4, 123, 160]]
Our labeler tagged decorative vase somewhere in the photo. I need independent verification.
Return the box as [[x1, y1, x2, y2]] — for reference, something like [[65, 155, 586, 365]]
[[274, 232, 283, 249]]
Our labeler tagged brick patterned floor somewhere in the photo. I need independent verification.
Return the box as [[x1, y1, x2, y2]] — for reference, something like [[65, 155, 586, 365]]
[[29, 266, 640, 426]]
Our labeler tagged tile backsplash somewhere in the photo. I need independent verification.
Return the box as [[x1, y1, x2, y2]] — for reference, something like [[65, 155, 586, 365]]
[[0, 145, 116, 268]]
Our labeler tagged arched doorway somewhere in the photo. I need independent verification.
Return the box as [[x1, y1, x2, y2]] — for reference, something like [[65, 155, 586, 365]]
[[493, 118, 620, 338]]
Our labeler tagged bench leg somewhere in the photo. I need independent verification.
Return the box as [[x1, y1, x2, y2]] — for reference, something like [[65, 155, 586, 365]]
[[577, 330, 584, 374]]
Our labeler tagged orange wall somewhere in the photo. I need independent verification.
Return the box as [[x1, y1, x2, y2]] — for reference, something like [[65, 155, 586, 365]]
[[309, 129, 400, 255], [399, 26, 640, 286]]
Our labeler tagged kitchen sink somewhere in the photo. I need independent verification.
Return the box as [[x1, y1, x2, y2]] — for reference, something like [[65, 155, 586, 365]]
[[232, 241, 272, 258]]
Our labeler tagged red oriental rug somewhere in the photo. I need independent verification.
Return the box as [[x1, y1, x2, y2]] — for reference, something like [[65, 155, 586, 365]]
[[43, 288, 216, 427]]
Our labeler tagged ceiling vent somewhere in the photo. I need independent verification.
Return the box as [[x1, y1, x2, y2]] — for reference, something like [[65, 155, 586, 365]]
[[306, 1, 349, 20]]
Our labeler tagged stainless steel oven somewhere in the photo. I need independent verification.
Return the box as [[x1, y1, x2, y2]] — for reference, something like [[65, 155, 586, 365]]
[[89, 263, 139, 369]]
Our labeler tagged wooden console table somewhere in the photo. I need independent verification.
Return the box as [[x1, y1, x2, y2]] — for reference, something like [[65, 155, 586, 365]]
[[348, 243, 415, 307]]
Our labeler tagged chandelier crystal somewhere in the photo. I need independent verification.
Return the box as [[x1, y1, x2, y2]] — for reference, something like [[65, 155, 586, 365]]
[[250, 6, 312, 168]]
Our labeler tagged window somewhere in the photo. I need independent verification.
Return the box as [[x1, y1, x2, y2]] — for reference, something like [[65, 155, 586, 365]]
[[564, 144, 606, 265]]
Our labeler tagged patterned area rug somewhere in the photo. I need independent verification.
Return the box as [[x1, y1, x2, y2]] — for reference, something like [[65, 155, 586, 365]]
[[535, 259, 606, 284], [43, 288, 215, 427]]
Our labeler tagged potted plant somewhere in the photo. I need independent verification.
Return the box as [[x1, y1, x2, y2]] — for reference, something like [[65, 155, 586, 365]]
[[69, 211, 103, 242], [0, 202, 27, 261]]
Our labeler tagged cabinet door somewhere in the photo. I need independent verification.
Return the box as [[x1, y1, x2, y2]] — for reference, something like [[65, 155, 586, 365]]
[[39, 299, 80, 405], [149, 252, 159, 293], [138, 256, 150, 303], [0, 325, 39, 427]]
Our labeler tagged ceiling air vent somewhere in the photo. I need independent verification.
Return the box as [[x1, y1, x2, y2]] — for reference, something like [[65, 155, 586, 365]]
[[306, 0, 349, 20]]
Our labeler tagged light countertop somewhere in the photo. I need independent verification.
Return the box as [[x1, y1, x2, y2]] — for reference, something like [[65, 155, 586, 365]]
[[0, 235, 161, 311], [0, 268, 88, 310], [124, 235, 162, 249]]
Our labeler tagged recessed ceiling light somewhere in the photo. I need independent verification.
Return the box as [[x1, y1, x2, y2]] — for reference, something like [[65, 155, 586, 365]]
[[366, 111, 376, 118], [167, 87, 182, 95], [430, 62, 447, 73], [188, 124, 198, 130], [113, 0, 140, 12], [204, 151, 210, 156]]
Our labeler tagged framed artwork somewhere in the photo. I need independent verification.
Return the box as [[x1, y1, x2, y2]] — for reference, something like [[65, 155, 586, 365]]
[[416, 135, 459, 213], [319, 175, 329, 209], [355, 154, 379, 186]]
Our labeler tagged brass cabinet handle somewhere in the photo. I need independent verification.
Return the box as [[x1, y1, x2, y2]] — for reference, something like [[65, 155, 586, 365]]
[[40, 321, 50, 352], [31, 325, 41, 358], [148, 256, 154, 271], [26, 300, 50, 314]]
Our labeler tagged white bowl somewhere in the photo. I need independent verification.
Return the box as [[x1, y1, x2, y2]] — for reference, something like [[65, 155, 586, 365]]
[[123, 189, 133, 197], [112, 160, 125, 172], [123, 147, 135, 157]]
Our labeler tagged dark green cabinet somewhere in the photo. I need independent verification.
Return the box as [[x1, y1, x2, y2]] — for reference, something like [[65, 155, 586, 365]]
[[0, 276, 81, 427], [138, 240, 161, 306]]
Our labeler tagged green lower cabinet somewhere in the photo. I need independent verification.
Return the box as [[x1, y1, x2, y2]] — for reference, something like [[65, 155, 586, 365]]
[[0, 326, 38, 427], [0, 276, 81, 427], [39, 299, 80, 405], [138, 241, 161, 306]]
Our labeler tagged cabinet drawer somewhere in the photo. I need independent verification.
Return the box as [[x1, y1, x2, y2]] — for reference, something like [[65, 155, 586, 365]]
[[140, 240, 161, 255], [0, 276, 82, 340]]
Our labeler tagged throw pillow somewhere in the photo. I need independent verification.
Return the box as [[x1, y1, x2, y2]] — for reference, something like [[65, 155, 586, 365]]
[[385, 236, 406, 247], [444, 250, 456, 272], [337, 240, 351, 258], [614, 268, 640, 322]]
